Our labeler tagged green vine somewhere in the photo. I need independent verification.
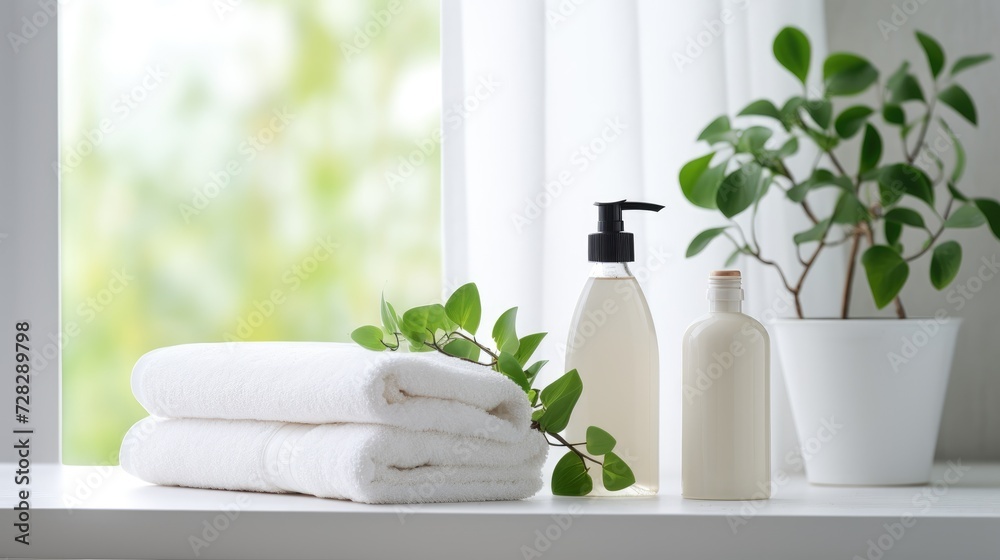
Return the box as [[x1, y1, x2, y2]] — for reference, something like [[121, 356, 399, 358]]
[[351, 283, 634, 496]]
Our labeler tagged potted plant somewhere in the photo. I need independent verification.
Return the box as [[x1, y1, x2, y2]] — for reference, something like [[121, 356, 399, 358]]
[[678, 27, 998, 485]]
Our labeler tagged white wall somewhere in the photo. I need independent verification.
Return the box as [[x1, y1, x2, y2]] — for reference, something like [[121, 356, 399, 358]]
[[826, 0, 1000, 460]]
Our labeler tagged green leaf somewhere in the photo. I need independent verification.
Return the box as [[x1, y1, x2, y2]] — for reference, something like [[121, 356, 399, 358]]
[[948, 182, 969, 202], [939, 120, 966, 183], [887, 73, 925, 104], [879, 164, 933, 207], [832, 191, 869, 224], [862, 245, 910, 309], [551, 451, 593, 496], [679, 153, 721, 209], [497, 351, 530, 392], [882, 104, 906, 125], [859, 124, 882, 175], [803, 127, 839, 150], [804, 99, 832, 129], [401, 304, 454, 345], [786, 168, 851, 202], [442, 338, 481, 362], [938, 84, 977, 125], [444, 283, 482, 335], [834, 105, 874, 138], [930, 241, 962, 290], [780, 96, 806, 125], [697, 116, 731, 142], [528, 389, 539, 407], [602, 452, 636, 492], [974, 198, 1000, 240], [824, 53, 878, 95], [915, 31, 945, 78], [776, 136, 799, 157], [686, 227, 729, 258], [723, 246, 745, 268], [736, 126, 773, 153], [773, 26, 811, 84], [531, 408, 545, 421], [380, 293, 400, 336], [738, 99, 783, 122], [886, 220, 903, 246], [793, 218, 831, 244], [525, 360, 548, 384], [884, 207, 926, 229], [585, 426, 616, 455], [716, 162, 763, 218], [538, 369, 583, 433], [951, 54, 992, 76], [351, 325, 386, 352], [491, 307, 519, 355], [514, 332, 546, 368], [944, 204, 986, 228]]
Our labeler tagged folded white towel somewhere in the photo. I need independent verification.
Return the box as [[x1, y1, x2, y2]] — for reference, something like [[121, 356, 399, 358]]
[[120, 417, 548, 504], [132, 342, 530, 442]]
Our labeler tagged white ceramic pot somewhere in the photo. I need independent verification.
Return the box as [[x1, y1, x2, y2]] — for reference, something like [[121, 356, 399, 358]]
[[772, 318, 961, 485]]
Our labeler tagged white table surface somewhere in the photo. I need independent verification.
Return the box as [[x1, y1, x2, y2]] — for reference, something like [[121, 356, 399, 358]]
[[2, 462, 999, 559]]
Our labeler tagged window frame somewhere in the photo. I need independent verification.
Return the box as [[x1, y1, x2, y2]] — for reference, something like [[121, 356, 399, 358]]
[[1, 0, 61, 464]]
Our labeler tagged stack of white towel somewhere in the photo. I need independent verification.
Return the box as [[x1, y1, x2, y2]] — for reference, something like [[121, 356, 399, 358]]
[[120, 342, 547, 504]]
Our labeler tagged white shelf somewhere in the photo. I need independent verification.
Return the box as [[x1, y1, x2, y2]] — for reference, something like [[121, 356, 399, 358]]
[[2, 462, 999, 559]]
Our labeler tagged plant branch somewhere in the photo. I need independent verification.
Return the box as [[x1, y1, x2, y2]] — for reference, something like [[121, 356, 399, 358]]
[[907, 100, 936, 164], [541, 427, 603, 467], [904, 197, 955, 262], [841, 231, 863, 318], [450, 331, 500, 363], [826, 149, 850, 178], [776, 160, 821, 225]]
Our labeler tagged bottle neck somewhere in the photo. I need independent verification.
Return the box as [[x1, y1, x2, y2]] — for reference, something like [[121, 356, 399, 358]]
[[710, 300, 742, 313], [707, 276, 743, 313], [589, 262, 633, 278]]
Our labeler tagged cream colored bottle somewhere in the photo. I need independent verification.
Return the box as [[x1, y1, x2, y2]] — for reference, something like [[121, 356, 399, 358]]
[[564, 200, 662, 496], [682, 270, 770, 500]]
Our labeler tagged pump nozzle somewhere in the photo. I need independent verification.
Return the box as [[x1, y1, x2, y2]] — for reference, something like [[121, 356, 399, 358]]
[[589, 199, 664, 263]]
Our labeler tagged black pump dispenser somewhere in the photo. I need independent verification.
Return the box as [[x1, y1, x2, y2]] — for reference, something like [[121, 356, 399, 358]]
[[588, 200, 664, 263]]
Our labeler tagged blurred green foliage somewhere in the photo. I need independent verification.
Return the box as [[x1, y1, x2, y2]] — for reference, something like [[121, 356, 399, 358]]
[[59, 1, 441, 464]]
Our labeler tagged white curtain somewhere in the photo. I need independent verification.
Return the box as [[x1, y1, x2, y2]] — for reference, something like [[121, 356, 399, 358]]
[[442, 0, 842, 481]]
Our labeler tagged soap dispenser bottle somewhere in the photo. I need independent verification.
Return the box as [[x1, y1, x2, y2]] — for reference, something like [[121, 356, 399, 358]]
[[564, 200, 663, 496], [682, 270, 770, 500]]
